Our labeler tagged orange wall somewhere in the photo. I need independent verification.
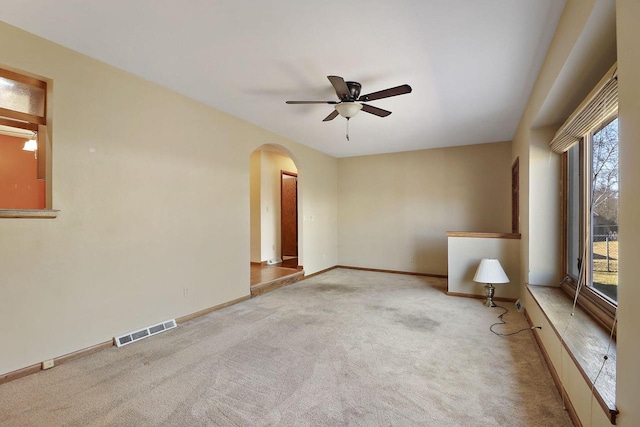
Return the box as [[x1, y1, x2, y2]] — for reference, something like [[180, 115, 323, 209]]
[[0, 134, 45, 209]]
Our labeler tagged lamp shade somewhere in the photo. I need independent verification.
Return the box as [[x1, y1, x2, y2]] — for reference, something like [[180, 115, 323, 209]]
[[23, 139, 38, 152], [473, 258, 509, 284], [335, 102, 362, 118]]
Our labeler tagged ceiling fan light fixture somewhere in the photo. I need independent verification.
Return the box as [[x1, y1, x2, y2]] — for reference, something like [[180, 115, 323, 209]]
[[335, 102, 363, 119]]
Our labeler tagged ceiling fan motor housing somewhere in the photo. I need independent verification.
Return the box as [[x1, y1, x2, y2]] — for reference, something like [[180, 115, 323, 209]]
[[345, 81, 361, 101]]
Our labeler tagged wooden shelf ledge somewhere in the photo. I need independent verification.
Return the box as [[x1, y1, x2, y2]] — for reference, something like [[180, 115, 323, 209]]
[[0, 209, 59, 219], [446, 231, 521, 239]]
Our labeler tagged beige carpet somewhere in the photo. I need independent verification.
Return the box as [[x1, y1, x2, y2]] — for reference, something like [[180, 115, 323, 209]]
[[0, 269, 571, 426]]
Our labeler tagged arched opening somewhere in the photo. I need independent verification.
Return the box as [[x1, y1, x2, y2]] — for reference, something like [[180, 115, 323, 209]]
[[249, 144, 304, 295]]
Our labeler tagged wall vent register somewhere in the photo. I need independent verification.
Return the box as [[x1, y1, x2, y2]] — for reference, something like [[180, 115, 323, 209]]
[[114, 319, 176, 347]]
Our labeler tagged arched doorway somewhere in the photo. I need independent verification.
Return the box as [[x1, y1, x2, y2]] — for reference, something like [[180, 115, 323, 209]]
[[249, 144, 303, 295]]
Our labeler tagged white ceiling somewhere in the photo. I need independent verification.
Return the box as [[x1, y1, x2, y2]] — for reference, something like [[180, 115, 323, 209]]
[[1, 0, 566, 158]]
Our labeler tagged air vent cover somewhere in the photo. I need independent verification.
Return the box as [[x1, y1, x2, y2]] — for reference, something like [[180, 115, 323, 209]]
[[114, 319, 176, 347]]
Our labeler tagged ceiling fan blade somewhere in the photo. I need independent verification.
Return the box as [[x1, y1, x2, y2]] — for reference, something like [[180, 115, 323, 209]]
[[361, 104, 392, 117], [327, 76, 351, 101], [286, 100, 338, 104], [323, 110, 339, 122], [359, 84, 412, 102]]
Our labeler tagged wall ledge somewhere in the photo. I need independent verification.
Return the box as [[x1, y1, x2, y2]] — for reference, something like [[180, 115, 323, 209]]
[[0, 209, 59, 219], [446, 231, 521, 239]]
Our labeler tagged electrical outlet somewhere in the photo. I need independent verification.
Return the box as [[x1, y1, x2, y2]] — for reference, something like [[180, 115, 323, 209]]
[[183, 287, 189, 297], [515, 299, 523, 312], [42, 359, 54, 370]]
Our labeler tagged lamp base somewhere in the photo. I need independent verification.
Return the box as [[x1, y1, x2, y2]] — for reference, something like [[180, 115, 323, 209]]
[[484, 283, 497, 307]]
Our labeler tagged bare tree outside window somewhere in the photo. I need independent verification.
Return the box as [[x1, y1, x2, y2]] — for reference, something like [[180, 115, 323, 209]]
[[591, 118, 618, 301]]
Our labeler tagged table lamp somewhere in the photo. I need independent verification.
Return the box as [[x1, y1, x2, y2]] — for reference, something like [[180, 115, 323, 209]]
[[473, 258, 509, 307]]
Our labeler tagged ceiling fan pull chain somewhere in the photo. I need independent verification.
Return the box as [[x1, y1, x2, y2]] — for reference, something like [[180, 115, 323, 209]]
[[346, 118, 350, 141]]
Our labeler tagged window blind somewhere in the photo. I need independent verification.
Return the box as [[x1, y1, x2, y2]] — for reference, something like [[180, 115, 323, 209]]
[[549, 64, 618, 153]]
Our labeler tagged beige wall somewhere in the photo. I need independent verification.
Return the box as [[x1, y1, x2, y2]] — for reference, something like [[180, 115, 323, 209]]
[[447, 236, 521, 300], [338, 141, 512, 275], [528, 126, 561, 286], [615, 0, 640, 424], [299, 149, 338, 271], [0, 22, 337, 375], [249, 150, 261, 262]]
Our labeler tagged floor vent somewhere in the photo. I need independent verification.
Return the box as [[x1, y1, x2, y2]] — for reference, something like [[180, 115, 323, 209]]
[[115, 319, 176, 347]]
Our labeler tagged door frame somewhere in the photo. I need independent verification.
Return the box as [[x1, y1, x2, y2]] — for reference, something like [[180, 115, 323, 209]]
[[280, 170, 298, 259], [512, 157, 519, 234]]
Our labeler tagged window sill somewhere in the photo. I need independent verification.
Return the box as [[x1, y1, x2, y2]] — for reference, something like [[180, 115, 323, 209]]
[[561, 278, 617, 333], [526, 285, 617, 423], [0, 209, 59, 219]]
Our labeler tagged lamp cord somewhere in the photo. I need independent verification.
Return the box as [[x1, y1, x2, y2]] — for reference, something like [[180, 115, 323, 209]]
[[490, 305, 540, 336]]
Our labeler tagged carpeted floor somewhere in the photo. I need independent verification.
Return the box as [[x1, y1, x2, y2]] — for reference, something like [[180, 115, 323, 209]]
[[0, 269, 572, 426]]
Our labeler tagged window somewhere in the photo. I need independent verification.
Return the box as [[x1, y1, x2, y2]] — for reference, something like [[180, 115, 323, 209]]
[[0, 67, 50, 211], [552, 64, 618, 329], [564, 118, 619, 305], [591, 119, 619, 302]]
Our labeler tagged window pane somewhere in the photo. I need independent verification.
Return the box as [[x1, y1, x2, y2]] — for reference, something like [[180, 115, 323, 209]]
[[590, 118, 618, 302], [0, 76, 46, 118], [566, 144, 580, 278]]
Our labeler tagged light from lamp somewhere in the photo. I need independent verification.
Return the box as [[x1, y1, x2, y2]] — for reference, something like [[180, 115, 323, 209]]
[[23, 139, 38, 152]]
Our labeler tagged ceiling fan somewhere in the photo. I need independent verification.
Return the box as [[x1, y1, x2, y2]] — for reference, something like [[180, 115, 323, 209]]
[[286, 76, 412, 122]]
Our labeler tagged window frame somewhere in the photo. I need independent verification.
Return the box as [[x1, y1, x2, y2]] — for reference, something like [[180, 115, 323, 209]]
[[0, 66, 53, 213], [511, 157, 519, 234], [561, 114, 618, 334], [0, 67, 47, 126]]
